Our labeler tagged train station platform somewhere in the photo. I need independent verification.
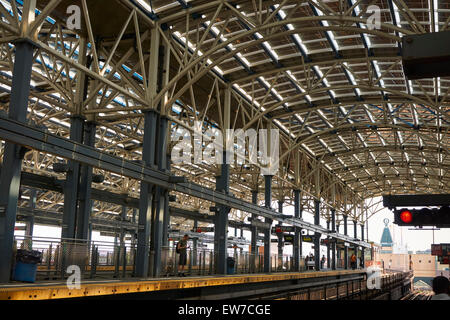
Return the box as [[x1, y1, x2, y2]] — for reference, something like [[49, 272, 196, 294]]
[[0, 269, 413, 300], [0, 270, 364, 300]]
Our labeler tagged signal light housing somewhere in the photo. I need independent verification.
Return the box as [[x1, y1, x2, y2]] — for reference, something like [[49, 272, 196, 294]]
[[394, 206, 450, 227]]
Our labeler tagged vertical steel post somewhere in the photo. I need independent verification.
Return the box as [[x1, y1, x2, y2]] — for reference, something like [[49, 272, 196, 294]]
[[76, 121, 96, 240], [136, 25, 160, 277], [331, 209, 336, 270], [150, 36, 170, 277], [73, 36, 93, 241], [264, 175, 273, 273], [162, 156, 171, 247], [293, 189, 301, 271], [0, 39, 36, 283], [150, 114, 168, 277], [120, 205, 126, 247], [326, 220, 330, 269], [344, 215, 348, 270], [353, 220, 358, 268], [193, 220, 198, 266], [62, 115, 84, 240], [250, 190, 258, 272], [135, 110, 157, 277], [361, 224, 365, 268], [314, 200, 321, 271], [277, 200, 283, 270], [26, 189, 37, 239], [214, 152, 230, 275]]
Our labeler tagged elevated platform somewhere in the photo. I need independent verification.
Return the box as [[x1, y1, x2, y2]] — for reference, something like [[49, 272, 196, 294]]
[[0, 270, 364, 300]]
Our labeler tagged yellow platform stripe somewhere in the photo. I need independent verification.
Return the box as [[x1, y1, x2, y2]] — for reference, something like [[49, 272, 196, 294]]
[[0, 270, 363, 300]]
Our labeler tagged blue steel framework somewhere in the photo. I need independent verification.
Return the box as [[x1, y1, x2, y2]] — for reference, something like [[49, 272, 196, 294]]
[[0, 0, 447, 283]]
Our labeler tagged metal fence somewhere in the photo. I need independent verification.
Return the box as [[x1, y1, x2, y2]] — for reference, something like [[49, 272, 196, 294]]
[[13, 235, 312, 281], [14, 235, 136, 280]]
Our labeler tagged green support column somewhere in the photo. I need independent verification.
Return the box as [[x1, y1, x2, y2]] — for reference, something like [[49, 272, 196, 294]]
[[326, 220, 330, 269], [293, 190, 301, 271], [162, 156, 171, 247], [264, 175, 273, 273], [343, 215, 348, 270], [26, 189, 37, 239], [150, 114, 168, 277], [277, 200, 284, 270], [331, 209, 336, 270], [62, 116, 84, 240], [314, 200, 321, 271], [214, 151, 230, 275], [250, 190, 258, 273], [361, 224, 365, 268], [136, 110, 157, 278], [0, 39, 37, 283], [193, 220, 198, 266], [353, 220, 358, 269], [75, 121, 96, 240]]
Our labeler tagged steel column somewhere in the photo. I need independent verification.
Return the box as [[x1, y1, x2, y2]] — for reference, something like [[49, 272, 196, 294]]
[[361, 224, 365, 268], [162, 156, 171, 247], [344, 215, 348, 270], [119, 206, 127, 276], [26, 189, 37, 238], [293, 189, 301, 271], [331, 209, 336, 270], [214, 151, 230, 275], [193, 220, 198, 266], [353, 220, 358, 267], [75, 121, 96, 240], [326, 220, 330, 269], [150, 114, 168, 277], [135, 110, 158, 278], [277, 200, 283, 269], [0, 39, 36, 283], [314, 200, 321, 271], [250, 190, 258, 272], [264, 175, 273, 273], [62, 115, 84, 239]]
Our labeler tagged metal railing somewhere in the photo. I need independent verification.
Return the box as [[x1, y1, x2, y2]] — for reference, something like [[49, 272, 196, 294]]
[[14, 235, 136, 280], [12, 235, 321, 282]]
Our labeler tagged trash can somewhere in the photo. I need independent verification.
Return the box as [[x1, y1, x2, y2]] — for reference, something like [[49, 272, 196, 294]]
[[13, 249, 42, 283], [227, 257, 235, 275]]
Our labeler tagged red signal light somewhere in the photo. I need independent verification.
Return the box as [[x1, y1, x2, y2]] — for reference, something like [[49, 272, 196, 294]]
[[400, 210, 413, 223]]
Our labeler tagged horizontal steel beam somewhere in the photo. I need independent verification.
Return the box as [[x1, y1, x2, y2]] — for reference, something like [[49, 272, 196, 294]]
[[0, 117, 370, 248]]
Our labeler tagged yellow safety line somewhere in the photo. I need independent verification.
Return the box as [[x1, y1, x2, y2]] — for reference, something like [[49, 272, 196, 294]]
[[0, 270, 363, 300]]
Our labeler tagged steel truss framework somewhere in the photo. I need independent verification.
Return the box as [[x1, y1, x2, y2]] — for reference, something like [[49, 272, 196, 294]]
[[0, 0, 448, 278]]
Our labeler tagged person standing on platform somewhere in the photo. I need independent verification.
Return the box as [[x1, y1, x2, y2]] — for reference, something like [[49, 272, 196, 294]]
[[321, 255, 326, 269], [350, 253, 357, 270], [177, 234, 189, 277], [431, 276, 450, 300]]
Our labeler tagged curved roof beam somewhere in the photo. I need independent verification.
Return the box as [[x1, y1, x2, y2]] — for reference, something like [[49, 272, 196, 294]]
[[321, 145, 448, 161], [278, 122, 444, 162], [155, 16, 410, 108], [241, 85, 447, 131]]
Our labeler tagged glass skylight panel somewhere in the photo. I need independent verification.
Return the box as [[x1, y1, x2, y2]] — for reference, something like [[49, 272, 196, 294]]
[[136, 0, 152, 12], [312, 1, 340, 50], [236, 53, 250, 67], [430, 0, 439, 32], [301, 143, 316, 156], [408, 80, 414, 93]]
